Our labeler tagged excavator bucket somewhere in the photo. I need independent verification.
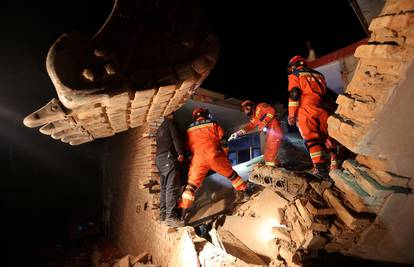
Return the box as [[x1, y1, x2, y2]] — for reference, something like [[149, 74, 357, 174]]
[[23, 0, 219, 145]]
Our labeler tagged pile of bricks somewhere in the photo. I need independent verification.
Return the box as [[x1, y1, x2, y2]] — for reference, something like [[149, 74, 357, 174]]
[[326, 157, 412, 257], [246, 160, 412, 266], [270, 195, 332, 267]]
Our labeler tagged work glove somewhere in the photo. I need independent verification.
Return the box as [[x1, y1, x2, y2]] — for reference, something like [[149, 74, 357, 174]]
[[228, 130, 244, 141], [228, 132, 238, 141], [177, 154, 184, 162], [288, 116, 296, 126]]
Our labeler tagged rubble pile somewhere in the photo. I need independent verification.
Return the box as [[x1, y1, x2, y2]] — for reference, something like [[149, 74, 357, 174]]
[[244, 166, 341, 266], [249, 165, 309, 202], [324, 0, 414, 263], [239, 157, 412, 266], [105, 0, 414, 265], [327, 0, 414, 176], [169, 227, 268, 267]]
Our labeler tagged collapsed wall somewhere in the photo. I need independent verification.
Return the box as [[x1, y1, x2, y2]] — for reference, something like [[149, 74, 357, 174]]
[[328, 0, 414, 177], [104, 0, 414, 265], [326, 0, 414, 263]]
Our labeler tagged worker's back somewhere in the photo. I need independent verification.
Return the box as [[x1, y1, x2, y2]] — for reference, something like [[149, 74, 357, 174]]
[[289, 68, 326, 107], [156, 117, 184, 156], [186, 119, 223, 154]]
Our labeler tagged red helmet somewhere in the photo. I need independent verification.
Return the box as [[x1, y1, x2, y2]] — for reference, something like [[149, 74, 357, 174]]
[[240, 100, 256, 115], [192, 107, 208, 120], [287, 55, 307, 73]]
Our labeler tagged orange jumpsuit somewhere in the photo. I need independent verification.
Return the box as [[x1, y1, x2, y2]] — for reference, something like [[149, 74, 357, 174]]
[[288, 68, 337, 167], [240, 103, 283, 167], [179, 118, 247, 209]]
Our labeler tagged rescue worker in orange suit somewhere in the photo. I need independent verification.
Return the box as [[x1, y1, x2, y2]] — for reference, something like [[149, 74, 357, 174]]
[[178, 108, 249, 211], [229, 101, 284, 167], [286, 55, 338, 179]]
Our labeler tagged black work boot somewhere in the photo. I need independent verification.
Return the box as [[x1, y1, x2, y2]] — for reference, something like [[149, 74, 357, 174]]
[[314, 163, 330, 181], [160, 213, 166, 224], [165, 216, 185, 227], [179, 208, 187, 221], [165, 208, 186, 227]]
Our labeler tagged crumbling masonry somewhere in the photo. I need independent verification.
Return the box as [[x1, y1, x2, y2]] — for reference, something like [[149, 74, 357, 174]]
[[105, 0, 414, 266], [21, 0, 414, 265]]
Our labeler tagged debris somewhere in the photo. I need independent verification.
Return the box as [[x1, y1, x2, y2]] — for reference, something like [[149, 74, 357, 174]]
[[323, 189, 370, 230], [168, 227, 200, 267], [210, 229, 267, 265], [130, 252, 149, 265], [249, 165, 309, 201], [271, 227, 291, 242], [309, 180, 332, 197], [305, 199, 335, 216]]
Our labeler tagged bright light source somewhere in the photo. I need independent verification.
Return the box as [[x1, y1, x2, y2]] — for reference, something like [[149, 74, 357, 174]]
[[257, 218, 280, 242]]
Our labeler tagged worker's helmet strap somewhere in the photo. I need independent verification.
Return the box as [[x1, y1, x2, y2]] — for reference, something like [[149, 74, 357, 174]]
[[288, 55, 307, 73]]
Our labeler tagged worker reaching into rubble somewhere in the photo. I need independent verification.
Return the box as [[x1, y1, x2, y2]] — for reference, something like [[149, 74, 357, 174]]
[[155, 113, 185, 227], [229, 101, 284, 167], [178, 108, 250, 211], [286, 55, 338, 180]]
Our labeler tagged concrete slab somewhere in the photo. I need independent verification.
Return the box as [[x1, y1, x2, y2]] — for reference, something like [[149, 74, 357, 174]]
[[221, 215, 279, 260], [246, 188, 288, 222], [168, 228, 200, 267], [210, 229, 267, 266]]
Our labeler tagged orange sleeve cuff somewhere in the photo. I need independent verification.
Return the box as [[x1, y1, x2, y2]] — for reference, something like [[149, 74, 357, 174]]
[[288, 100, 299, 118]]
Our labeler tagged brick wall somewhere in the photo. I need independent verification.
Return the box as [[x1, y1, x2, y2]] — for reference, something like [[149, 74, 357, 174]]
[[104, 122, 183, 266], [328, 0, 414, 177]]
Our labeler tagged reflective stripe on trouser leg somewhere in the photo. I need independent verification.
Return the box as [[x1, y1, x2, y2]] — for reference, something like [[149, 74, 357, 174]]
[[178, 183, 197, 209], [325, 140, 338, 169], [228, 171, 247, 191], [304, 138, 326, 165], [325, 137, 338, 168], [330, 153, 338, 169], [308, 145, 325, 164]]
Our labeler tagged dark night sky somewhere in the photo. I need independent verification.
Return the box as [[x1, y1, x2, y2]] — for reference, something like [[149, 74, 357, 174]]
[[0, 0, 365, 265], [200, 0, 367, 103], [0, 1, 112, 265]]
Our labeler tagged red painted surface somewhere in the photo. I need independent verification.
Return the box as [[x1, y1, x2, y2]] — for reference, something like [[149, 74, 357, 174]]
[[308, 38, 368, 68]]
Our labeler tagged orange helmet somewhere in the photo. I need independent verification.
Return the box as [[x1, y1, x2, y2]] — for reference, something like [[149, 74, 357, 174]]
[[240, 100, 256, 115], [192, 107, 209, 121], [287, 55, 307, 73]]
